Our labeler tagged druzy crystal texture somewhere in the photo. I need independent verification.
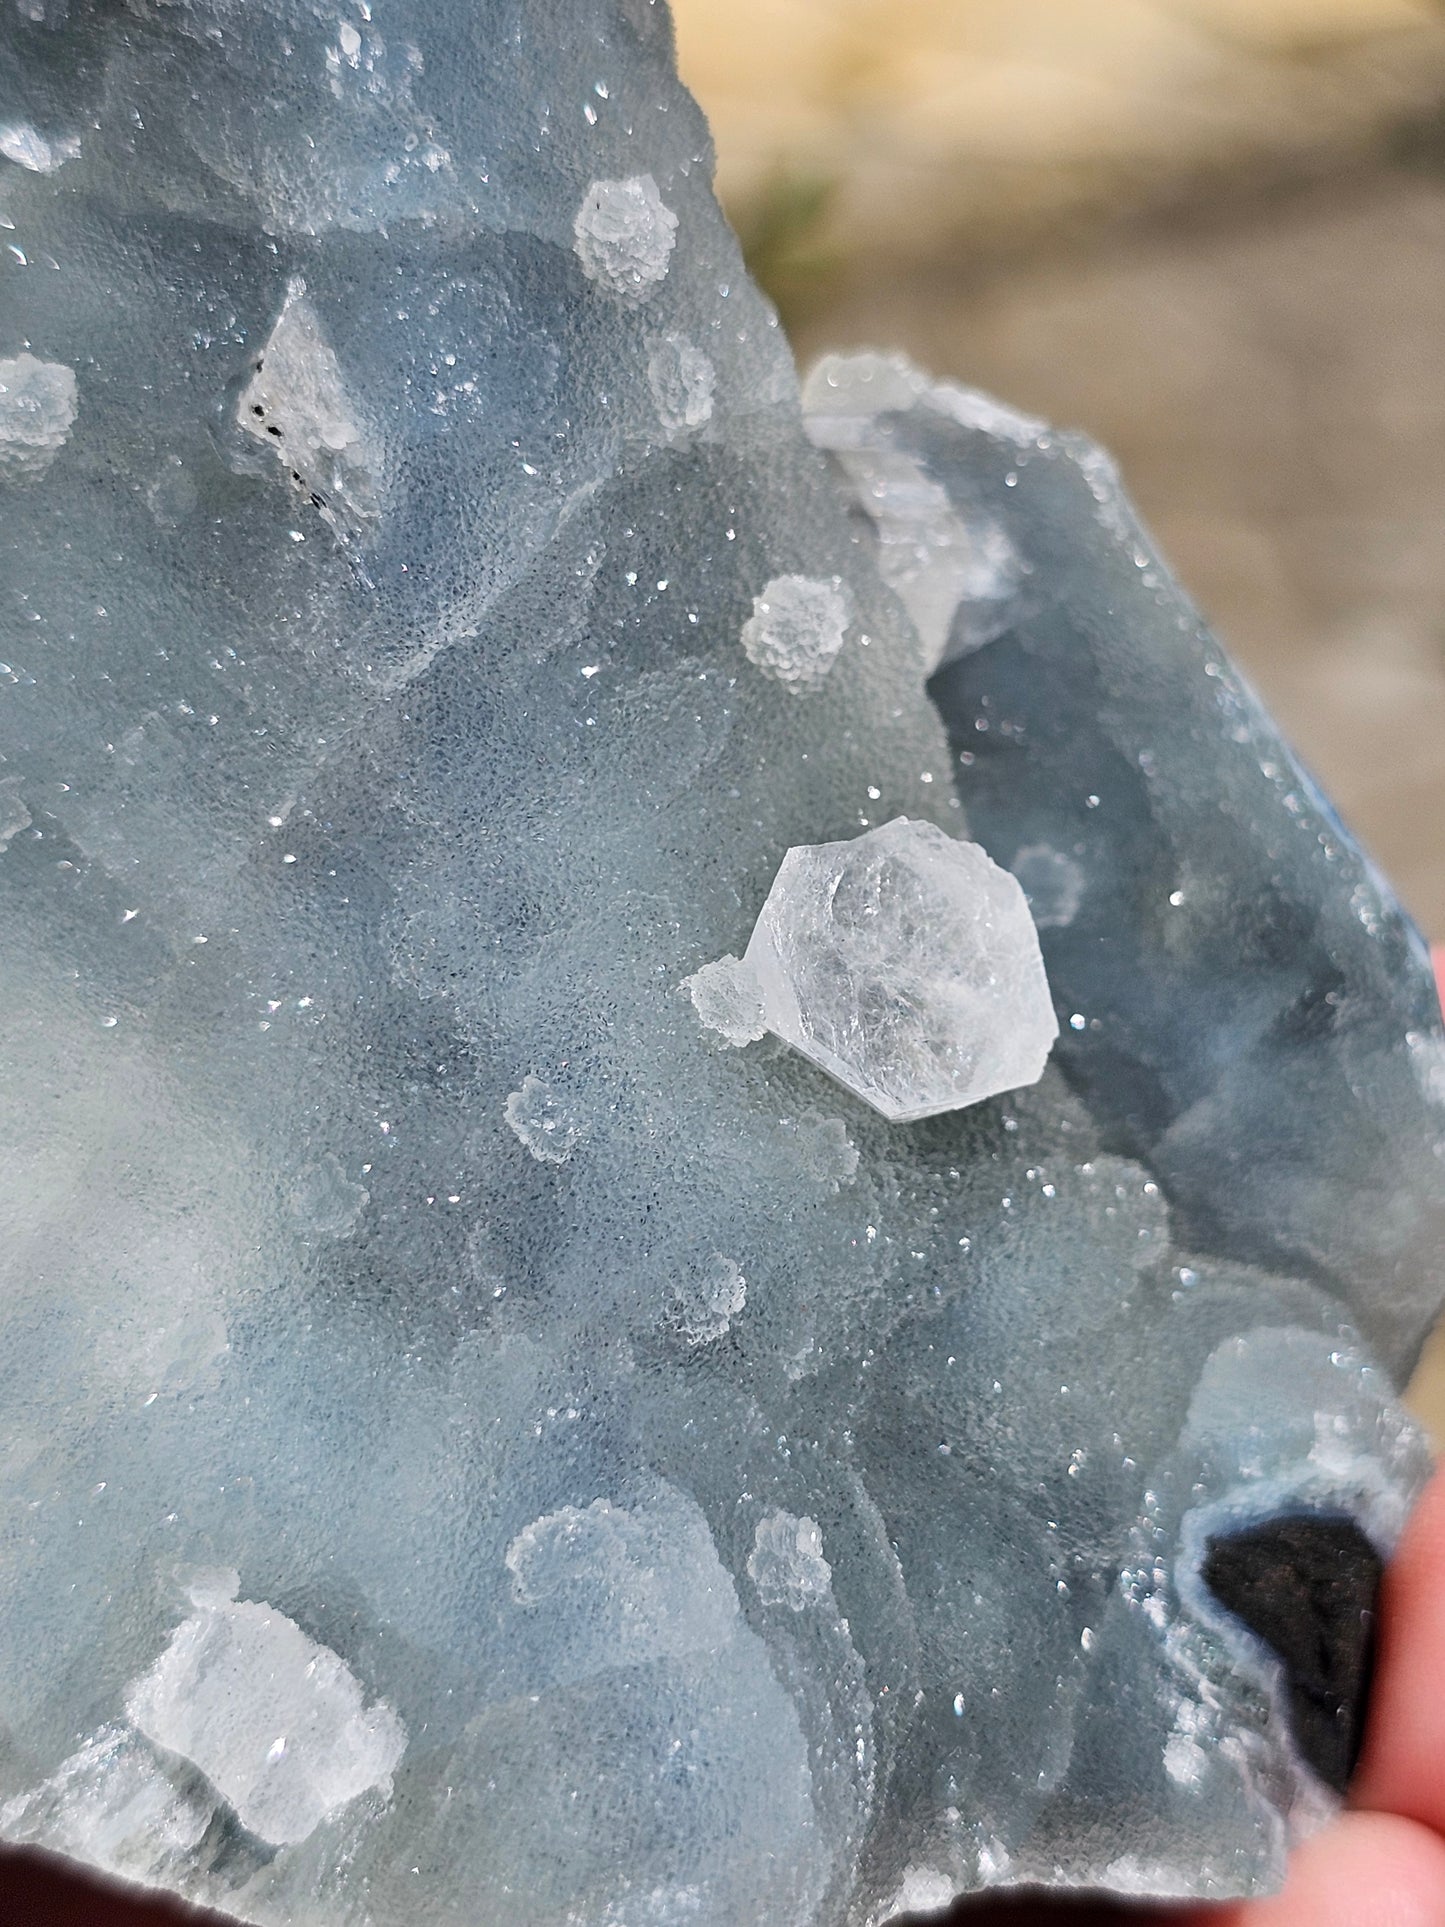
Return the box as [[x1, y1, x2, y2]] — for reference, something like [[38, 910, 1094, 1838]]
[[1, 5, 1443, 1925]]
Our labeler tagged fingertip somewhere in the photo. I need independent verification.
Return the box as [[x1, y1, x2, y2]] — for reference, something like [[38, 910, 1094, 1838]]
[[1351, 1462, 1445, 1837], [1176, 1811, 1445, 1927]]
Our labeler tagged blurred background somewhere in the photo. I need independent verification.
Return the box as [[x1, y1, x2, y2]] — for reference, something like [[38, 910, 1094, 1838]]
[[673, 0, 1445, 1437]]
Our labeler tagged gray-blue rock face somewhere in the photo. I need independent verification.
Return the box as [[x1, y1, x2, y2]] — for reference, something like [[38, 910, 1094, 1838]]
[[0, 7, 1441, 1924]]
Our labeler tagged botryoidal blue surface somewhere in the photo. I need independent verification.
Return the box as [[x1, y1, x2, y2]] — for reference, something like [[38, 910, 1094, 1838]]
[[0, 4, 1442, 1923]]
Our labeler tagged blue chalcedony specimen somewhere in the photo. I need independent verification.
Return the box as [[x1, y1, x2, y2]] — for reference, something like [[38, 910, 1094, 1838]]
[[0, 5, 1441, 1924]]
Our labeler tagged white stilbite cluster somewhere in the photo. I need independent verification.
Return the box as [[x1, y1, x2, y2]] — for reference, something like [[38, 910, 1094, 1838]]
[[741, 575, 851, 692], [673, 1251, 747, 1344], [744, 817, 1058, 1121], [747, 1510, 833, 1611], [505, 1073, 586, 1162], [0, 352, 77, 478], [681, 953, 767, 1046], [124, 1574, 406, 1848], [573, 175, 678, 300]]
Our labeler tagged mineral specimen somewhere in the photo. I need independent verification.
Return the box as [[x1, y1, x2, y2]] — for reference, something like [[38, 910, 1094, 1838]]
[[1, 4, 1442, 1926]]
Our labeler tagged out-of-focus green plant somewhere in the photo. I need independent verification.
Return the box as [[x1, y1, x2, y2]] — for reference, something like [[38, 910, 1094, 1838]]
[[733, 166, 845, 335]]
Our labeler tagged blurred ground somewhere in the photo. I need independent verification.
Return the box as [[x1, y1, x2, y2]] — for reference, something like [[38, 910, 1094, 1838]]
[[673, 0, 1445, 293], [673, 1, 1445, 1434]]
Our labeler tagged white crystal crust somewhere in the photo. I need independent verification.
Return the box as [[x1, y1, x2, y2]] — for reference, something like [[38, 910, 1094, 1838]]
[[681, 953, 767, 1047], [573, 175, 678, 300], [744, 818, 1058, 1122], [648, 331, 715, 433], [123, 1576, 405, 1848], [505, 1073, 585, 1162], [0, 352, 77, 477], [748, 1510, 833, 1611], [741, 575, 850, 693]]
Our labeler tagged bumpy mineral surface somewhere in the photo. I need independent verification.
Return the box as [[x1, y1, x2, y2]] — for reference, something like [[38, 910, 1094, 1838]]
[[1, 4, 1442, 1924]]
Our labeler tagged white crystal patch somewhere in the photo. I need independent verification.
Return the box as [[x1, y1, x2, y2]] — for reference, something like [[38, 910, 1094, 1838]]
[[0, 779, 30, 848], [878, 1866, 960, 1921], [841, 446, 1019, 671], [0, 1724, 214, 1883], [0, 352, 77, 479], [778, 1112, 859, 1189], [573, 175, 678, 301], [505, 1492, 739, 1667], [672, 1252, 747, 1345], [238, 277, 379, 539], [647, 332, 714, 433], [289, 1152, 369, 1238], [1010, 844, 1085, 931], [681, 953, 766, 1047], [0, 122, 81, 172], [124, 1574, 405, 1848], [505, 1073, 585, 1163], [803, 357, 1021, 671], [744, 817, 1058, 1122], [741, 574, 850, 693], [747, 1510, 833, 1611]]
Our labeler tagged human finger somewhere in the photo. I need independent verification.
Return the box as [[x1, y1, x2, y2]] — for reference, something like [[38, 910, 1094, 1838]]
[[1172, 1809, 1445, 1927], [1350, 1461, 1445, 1838]]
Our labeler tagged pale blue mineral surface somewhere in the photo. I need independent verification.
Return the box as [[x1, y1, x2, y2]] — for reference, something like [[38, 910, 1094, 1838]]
[[1, 4, 1442, 1924]]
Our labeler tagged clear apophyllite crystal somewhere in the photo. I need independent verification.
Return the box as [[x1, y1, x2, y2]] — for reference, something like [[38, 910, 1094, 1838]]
[[743, 817, 1058, 1121], [2, 6, 1443, 1927]]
